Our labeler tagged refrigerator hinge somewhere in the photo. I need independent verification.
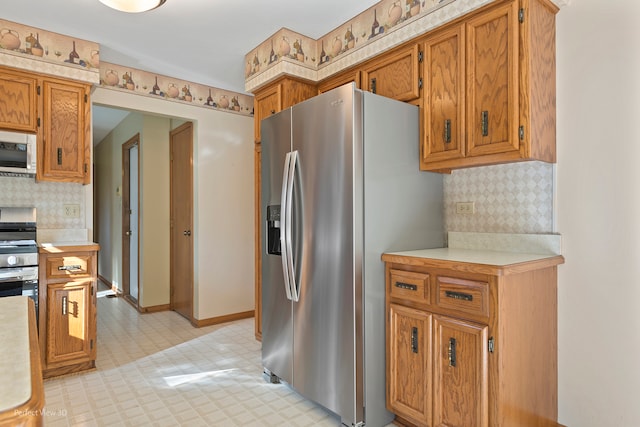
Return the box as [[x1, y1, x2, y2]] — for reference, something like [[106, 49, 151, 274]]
[[488, 337, 495, 353], [519, 8, 525, 23]]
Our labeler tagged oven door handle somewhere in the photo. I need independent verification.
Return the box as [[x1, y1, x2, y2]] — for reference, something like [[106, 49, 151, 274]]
[[0, 268, 38, 282]]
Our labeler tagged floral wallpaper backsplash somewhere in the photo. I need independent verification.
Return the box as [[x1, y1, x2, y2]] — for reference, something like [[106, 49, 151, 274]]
[[444, 161, 555, 234], [0, 177, 85, 229]]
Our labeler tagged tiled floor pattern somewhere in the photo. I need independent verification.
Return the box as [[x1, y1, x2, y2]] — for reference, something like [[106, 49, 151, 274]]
[[41, 294, 362, 426]]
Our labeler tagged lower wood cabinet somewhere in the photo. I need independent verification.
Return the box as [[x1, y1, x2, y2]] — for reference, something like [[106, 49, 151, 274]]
[[39, 244, 99, 378], [383, 250, 564, 427]]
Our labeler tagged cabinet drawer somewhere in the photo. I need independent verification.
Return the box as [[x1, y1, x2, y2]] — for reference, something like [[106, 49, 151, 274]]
[[435, 276, 488, 317], [46, 254, 92, 279], [389, 269, 430, 304]]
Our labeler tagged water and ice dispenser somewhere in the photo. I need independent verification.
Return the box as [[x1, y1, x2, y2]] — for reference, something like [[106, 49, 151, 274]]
[[266, 205, 281, 256]]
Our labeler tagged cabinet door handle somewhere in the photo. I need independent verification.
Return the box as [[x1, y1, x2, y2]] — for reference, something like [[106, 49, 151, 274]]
[[448, 337, 457, 367], [62, 296, 67, 315], [411, 327, 418, 353], [57, 148, 62, 165], [395, 281, 417, 291], [481, 110, 489, 137], [370, 78, 377, 94], [444, 119, 451, 143]]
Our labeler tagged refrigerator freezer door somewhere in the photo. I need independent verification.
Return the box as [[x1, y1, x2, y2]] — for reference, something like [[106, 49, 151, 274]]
[[290, 84, 361, 424], [261, 109, 294, 385]]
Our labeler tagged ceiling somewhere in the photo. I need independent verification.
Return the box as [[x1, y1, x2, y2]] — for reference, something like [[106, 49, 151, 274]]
[[4, 0, 379, 144]]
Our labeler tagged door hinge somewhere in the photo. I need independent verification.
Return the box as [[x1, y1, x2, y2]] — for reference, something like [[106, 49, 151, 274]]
[[519, 125, 525, 141], [418, 77, 423, 89], [84, 94, 88, 103], [37, 85, 41, 95], [90, 339, 94, 350], [418, 50, 423, 62], [37, 117, 40, 127], [488, 337, 495, 353], [519, 8, 524, 23], [90, 287, 94, 296], [84, 163, 88, 174]]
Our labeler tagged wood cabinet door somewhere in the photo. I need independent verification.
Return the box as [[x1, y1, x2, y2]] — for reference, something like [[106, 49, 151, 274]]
[[422, 24, 466, 168], [0, 67, 38, 132], [318, 70, 361, 94], [466, 1, 519, 158], [433, 315, 488, 427], [254, 85, 281, 143], [46, 281, 94, 366], [362, 43, 421, 102], [40, 79, 89, 182], [388, 303, 433, 426]]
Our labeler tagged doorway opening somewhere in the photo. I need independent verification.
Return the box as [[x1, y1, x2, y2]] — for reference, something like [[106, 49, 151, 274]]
[[122, 134, 140, 309]]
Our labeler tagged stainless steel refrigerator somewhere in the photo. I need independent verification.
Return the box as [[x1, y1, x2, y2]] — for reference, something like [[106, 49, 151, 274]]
[[261, 83, 443, 427]]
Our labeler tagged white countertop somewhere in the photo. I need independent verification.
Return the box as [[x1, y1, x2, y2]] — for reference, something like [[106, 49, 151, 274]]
[[384, 247, 563, 267], [0, 296, 32, 412]]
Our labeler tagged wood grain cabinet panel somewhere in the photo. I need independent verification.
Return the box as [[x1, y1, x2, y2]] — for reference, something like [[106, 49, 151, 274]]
[[383, 253, 563, 427], [420, 0, 558, 171], [422, 24, 466, 167], [40, 78, 91, 183], [39, 246, 99, 378], [46, 281, 94, 366], [362, 43, 421, 102], [388, 303, 432, 427], [0, 66, 38, 132]]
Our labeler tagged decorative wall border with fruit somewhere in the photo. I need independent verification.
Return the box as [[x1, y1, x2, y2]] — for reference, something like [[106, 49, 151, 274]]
[[99, 62, 254, 117]]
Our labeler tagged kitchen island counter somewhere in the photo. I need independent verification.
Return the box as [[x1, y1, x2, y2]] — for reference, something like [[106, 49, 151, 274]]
[[0, 296, 44, 427]]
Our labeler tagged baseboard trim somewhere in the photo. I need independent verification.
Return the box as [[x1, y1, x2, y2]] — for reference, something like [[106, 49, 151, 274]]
[[98, 274, 121, 295], [192, 310, 254, 328], [139, 304, 170, 313]]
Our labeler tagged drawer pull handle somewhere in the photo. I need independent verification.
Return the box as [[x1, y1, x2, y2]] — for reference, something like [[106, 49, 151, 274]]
[[448, 337, 457, 367], [58, 265, 82, 271], [411, 327, 418, 354], [445, 290, 473, 301], [62, 296, 67, 315], [395, 281, 417, 291]]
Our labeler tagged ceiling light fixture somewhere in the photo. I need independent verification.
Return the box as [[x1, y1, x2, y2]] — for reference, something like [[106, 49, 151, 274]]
[[98, 0, 166, 13]]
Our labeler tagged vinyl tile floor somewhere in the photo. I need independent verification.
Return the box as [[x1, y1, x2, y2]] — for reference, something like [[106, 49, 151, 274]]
[[42, 292, 394, 427]]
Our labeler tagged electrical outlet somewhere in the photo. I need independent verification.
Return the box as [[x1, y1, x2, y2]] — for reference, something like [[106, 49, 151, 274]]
[[64, 204, 80, 218], [455, 202, 475, 215]]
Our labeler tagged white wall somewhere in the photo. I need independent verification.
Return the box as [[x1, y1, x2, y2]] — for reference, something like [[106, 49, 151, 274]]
[[92, 87, 255, 321], [556, 1, 640, 425]]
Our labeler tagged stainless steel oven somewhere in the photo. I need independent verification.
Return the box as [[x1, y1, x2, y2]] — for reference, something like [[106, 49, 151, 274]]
[[0, 207, 38, 319]]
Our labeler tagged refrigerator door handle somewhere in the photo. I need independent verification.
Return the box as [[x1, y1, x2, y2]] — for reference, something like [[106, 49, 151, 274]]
[[280, 151, 293, 301], [285, 150, 300, 302]]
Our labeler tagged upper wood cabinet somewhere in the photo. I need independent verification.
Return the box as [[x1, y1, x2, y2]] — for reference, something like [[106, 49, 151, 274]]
[[39, 77, 91, 184], [253, 76, 317, 143], [361, 43, 421, 102], [0, 65, 91, 184], [420, 0, 558, 171], [422, 24, 466, 167], [0, 67, 38, 132], [317, 69, 361, 94]]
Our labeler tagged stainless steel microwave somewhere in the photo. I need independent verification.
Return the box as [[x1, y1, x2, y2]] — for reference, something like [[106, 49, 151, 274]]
[[0, 130, 37, 176]]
